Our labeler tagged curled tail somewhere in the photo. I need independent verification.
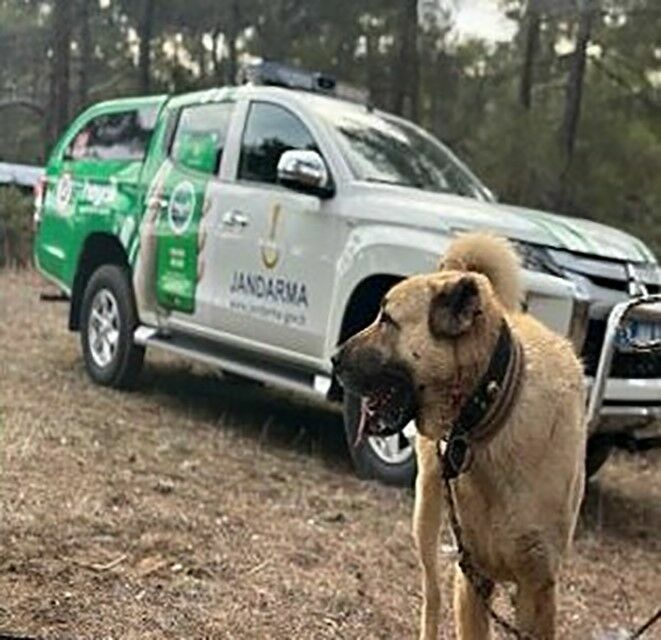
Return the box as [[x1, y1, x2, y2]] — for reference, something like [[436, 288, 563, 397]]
[[440, 232, 523, 312]]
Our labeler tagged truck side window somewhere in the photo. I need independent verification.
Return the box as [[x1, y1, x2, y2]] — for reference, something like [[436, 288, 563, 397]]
[[238, 102, 318, 185], [67, 107, 157, 162], [170, 102, 235, 175]]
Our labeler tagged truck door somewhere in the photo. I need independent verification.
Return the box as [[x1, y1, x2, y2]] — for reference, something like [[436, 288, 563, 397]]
[[69, 108, 158, 224], [152, 100, 235, 325], [204, 100, 341, 360], [37, 104, 161, 286]]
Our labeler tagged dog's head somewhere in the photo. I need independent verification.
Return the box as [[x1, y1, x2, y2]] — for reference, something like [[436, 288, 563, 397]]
[[333, 270, 506, 441]]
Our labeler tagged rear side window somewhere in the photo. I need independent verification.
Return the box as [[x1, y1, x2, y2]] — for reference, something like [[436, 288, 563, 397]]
[[68, 106, 158, 162], [170, 102, 235, 175], [238, 102, 318, 184]]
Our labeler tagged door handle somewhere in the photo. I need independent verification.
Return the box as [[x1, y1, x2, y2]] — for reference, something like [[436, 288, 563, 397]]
[[222, 209, 249, 228]]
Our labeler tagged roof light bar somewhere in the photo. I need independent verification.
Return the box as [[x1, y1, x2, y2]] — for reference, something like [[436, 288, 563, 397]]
[[244, 61, 369, 104]]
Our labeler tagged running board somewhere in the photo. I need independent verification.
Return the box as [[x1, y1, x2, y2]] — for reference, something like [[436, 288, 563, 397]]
[[134, 326, 331, 399]]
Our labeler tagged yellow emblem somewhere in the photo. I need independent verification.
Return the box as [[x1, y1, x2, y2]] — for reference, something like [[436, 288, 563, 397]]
[[261, 203, 281, 269]]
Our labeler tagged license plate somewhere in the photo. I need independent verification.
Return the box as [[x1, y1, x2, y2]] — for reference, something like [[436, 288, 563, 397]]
[[615, 320, 661, 350]]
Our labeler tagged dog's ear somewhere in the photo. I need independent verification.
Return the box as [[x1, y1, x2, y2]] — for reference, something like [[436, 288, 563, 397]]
[[428, 276, 481, 338]]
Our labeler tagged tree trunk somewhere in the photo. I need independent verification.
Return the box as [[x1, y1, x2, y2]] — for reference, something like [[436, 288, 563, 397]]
[[212, 29, 224, 84], [197, 38, 207, 81], [47, 63, 57, 146], [406, 0, 420, 122], [392, 0, 419, 120], [226, 0, 240, 85], [365, 28, 377, 105], [559, 1, 594, 160], [78, 0, 92, 108], [431, 49, 456, 139], [519, 3, 541, 110], [138, 0, 155, 93], [52, 0, 71, 137]]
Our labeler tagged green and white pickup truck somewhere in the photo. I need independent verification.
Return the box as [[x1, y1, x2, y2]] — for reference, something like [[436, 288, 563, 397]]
[[34, 62, 661, 485]]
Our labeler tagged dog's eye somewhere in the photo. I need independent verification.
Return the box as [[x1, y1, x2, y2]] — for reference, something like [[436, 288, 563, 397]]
[[379, 310, 399, 329]]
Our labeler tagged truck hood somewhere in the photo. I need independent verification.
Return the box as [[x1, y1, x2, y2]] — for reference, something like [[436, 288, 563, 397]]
[[350, 183, 656, 263]]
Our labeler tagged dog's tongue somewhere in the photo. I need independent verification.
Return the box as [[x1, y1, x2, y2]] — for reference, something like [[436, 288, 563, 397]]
[[354, 396, 373, 447]]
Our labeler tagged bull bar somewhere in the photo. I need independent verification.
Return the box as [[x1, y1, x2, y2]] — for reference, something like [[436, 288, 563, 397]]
[[586, 293, 661, 429]]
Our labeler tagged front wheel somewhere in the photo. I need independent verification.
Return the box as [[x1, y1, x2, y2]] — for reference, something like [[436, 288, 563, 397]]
[[343, 392, 416, 486], [80, 265, 145, 389]]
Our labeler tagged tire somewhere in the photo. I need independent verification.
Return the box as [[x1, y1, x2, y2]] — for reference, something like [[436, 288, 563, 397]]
[[585, 434, 613, 479], [80, 264, 145, 389], [343, 391, 416, 486]]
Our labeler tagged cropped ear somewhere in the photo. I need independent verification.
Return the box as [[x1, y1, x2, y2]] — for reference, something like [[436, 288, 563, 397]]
[[428, 276, 481, 338]]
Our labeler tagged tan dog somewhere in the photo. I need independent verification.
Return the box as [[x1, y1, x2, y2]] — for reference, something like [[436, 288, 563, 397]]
[[334, 233, 586, 639]]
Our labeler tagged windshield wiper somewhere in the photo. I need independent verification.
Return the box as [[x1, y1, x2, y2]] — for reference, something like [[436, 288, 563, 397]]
[[363, 177, 425, 189], [363, 177, 458, 194]]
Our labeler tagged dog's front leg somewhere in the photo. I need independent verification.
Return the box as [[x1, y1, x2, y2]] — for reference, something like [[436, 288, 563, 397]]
[[454, 566, 492, 640], [413, 438, 443, 640], [514, 579, 556, 640]]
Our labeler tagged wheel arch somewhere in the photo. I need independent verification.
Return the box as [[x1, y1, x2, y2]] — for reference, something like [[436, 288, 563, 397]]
[[326, 274, 402, 403], [69, 233, 130, 331], [326, 227, 445, 357], [337, 274, 402, 345]]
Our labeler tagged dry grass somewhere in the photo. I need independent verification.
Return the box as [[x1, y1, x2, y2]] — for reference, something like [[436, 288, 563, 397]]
[[0, 270, 659, 639]]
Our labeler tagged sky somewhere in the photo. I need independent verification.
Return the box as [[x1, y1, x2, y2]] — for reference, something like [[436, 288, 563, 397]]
[[453, 0, 517, 42], [430, 0, 515, 42]]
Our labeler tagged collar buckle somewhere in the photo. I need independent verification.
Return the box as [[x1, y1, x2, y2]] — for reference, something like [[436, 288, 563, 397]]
[[440, 434, 473, 480]]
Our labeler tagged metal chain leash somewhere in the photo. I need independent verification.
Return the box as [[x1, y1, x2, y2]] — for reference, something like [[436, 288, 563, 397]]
[[442, 474, 533, 640], [628, 609, 661, 640]]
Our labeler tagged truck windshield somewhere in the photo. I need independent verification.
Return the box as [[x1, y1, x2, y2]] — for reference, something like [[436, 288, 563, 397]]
[[310, 97, 492, 200]]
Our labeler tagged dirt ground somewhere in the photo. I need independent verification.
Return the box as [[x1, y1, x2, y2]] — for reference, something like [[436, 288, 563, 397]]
[[0, 270, 659, 640]]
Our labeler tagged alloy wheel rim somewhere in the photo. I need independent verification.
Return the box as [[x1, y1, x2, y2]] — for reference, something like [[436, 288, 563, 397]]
[[88, 288, 120, 368], [366, 420, 416, 465]]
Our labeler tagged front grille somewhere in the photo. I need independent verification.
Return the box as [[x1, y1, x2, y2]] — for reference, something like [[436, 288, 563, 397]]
[[582, 319, 661, 379], [550, 249, 661, 377]]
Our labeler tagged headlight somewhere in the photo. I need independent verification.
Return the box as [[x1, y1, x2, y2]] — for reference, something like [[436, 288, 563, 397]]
[[634, 262, 661, 287], [514, 242, 564, 277], [515, 242, 592, 303]]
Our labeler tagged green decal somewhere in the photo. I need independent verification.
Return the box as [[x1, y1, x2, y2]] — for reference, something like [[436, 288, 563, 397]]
[[155, 173, 207, 314], [173, 132, 218, 175], [55, 173, 74, 215]]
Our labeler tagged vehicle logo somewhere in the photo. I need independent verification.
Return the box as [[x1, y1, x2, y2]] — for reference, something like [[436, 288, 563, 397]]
[[168, 181, 196, 235], [83, 181, 117, 208], [55, 173, 73, 214], [261, 204, 281, 269]]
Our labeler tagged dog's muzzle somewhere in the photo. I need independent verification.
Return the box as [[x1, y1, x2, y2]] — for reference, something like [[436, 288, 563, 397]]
[[333, 346, 416, 441]]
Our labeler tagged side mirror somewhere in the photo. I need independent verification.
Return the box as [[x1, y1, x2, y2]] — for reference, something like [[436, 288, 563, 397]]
[[277, 149, 334, 198]]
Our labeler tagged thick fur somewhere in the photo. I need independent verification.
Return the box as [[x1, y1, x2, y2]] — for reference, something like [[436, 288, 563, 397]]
[[440, 232, 523, 312], [336, 233, 586, 640]]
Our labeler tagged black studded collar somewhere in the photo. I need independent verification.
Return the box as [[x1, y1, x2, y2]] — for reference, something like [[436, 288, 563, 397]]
[[440, 320, 525, 480]]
